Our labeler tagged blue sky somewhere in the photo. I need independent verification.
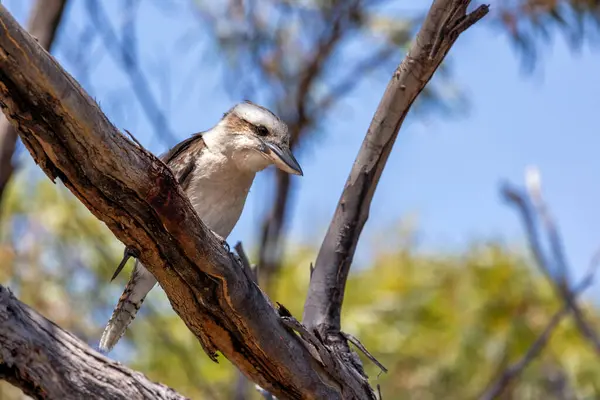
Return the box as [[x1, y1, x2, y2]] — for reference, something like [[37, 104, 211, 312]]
[[8, 1, 600, 287]]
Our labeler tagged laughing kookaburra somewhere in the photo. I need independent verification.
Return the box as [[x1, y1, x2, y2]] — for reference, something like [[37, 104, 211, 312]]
[[98, 101, 302, 352]]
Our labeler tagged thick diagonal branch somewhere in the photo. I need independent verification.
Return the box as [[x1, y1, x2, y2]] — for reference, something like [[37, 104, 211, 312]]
[[303, 0, 489, 341], [0, 5, 375, 399], [0, 285, 186, 400]]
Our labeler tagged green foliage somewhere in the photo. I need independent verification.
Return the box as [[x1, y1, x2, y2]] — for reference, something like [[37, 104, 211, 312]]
[[275, 243, 600, 399], [2, 171, 600, 399]]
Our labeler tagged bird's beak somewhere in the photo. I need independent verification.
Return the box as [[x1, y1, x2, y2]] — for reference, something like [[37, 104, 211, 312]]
[[263, 142, 303, 176]]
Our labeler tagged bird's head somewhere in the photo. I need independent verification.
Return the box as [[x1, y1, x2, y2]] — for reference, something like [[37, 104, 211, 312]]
[[212, 101, 303, 176]]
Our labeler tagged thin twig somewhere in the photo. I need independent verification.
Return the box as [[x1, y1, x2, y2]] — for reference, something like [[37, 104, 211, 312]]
[[502, 171, 600, 355], [525, 167, 569, 284], [123, 128, 144, 150], [481, 173, 600, 399], [342, 332, 388, 373], [479, 307, 567, 400], [234, 242, 258, 284]]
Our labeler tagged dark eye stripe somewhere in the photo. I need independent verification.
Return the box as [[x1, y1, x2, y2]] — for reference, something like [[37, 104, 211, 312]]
[[255, 125, 269, 136]]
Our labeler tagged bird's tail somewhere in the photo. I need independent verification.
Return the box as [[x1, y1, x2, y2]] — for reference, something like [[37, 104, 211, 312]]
[[99, 262, 157, 353]]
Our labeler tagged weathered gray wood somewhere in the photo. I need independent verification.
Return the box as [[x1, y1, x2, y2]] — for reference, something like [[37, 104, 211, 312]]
[[0, 285, 187, 400], [303, 0, 489, 349]]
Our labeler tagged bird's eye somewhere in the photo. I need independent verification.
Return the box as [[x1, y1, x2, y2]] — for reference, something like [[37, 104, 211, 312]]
[[256, 125, 269, 136]]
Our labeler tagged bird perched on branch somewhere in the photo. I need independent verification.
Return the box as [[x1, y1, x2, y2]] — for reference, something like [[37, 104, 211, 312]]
[[99, 101, 303, 353]]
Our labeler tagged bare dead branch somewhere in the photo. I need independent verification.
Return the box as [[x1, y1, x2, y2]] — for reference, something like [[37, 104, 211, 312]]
[[478, 173, 600, 399], [341, 332, 387, 374], [303, 0, 489, 347], [0, 285, 187, 400], [234, 241, 258, 284], [0, 0, 67, 208], [525, 169, 600, 354], [479, 307, 567, 400], [502, 173, 600, 355], [0, 5, 375, 398]]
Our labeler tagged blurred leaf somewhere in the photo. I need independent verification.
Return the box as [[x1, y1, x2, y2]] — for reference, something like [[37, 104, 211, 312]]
[[494, 0, 600, 69]]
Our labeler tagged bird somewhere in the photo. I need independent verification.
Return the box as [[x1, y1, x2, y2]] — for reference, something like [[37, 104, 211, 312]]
[[98, 101, 303, 353]]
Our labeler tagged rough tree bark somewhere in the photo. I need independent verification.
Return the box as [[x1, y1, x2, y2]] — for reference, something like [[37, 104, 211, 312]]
[[0, 1, 488, 399], [303, 0, 489, 351], [0, 0, 67, 206], [0, 4, 344, 398], [0, 285, 186, 400]]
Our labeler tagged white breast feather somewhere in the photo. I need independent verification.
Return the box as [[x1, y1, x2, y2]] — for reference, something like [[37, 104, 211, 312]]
[[186, 149, 255, 238]]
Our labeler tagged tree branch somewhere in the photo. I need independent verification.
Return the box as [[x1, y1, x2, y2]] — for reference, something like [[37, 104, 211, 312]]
[[0, 0, 67, 207], [0, 5, 371, 398], [503, 170, 600, 355], [302, 0, 489, 343], [478, 171, 600, 399], [0, 284, 186, 400]]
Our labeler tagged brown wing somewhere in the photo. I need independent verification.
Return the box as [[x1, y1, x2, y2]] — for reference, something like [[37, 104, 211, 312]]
[[160, 133, 206, 191], [106, 134, 206, 284]]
